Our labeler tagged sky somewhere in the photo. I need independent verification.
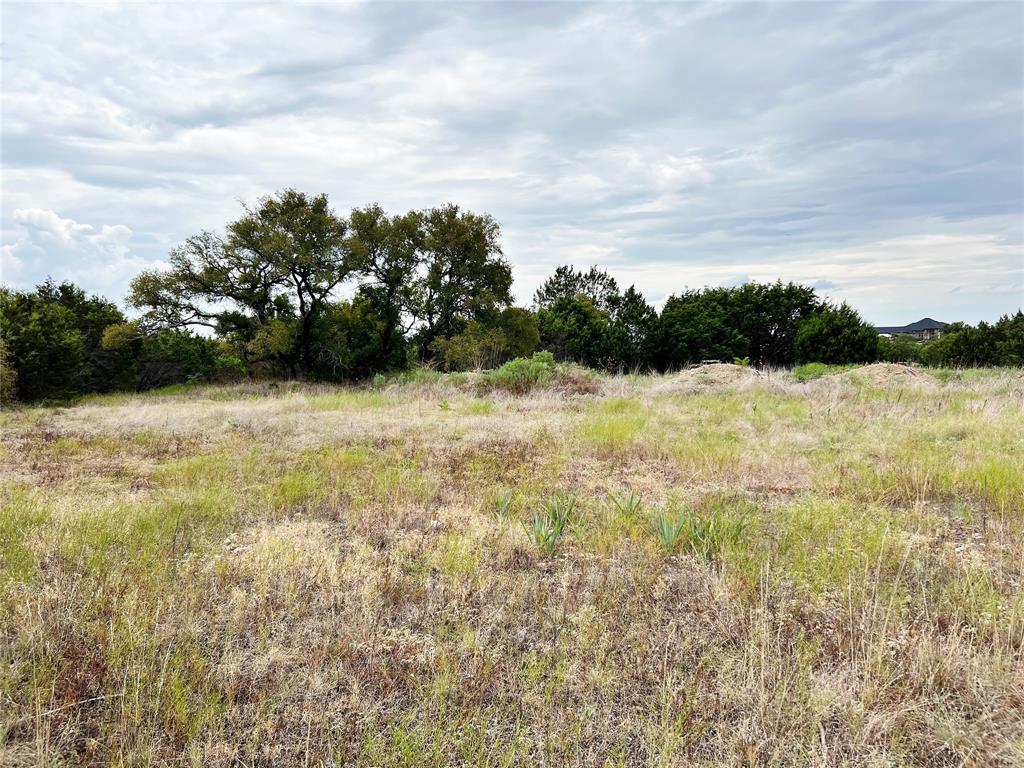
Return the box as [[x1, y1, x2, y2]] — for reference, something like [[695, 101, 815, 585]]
[[1, 1, 1022, 325]]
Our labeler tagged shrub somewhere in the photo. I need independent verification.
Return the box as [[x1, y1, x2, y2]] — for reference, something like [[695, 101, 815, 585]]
[[481, 351, 558, 394]]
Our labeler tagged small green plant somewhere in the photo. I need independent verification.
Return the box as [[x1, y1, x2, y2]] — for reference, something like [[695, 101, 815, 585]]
[[491, 490, 517, 520], [523, 492, 576, 555], [438, 399, 452, 411], [652, 497, 750, 559], [687, 514, 747, 560], [608, 489, 643, 518], [732, 356, 750, 367], [654, 512, 689, 554]]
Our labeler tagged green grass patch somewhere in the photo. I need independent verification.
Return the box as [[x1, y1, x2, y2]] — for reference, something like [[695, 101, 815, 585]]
[[575, 397, 649, 458], [0, 487, 50, 581], [790, 362, 857, 382], [307, 389, 394, 411]]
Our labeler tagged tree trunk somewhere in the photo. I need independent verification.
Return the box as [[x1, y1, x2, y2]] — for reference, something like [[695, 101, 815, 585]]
[[297, 317, 312, 380]]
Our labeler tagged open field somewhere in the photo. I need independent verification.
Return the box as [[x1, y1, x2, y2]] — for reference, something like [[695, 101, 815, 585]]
[[1, 365, 1022, 766]]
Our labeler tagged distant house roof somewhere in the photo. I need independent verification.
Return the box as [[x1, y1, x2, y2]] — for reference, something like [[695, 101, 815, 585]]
[[874, 317, 948, 335]]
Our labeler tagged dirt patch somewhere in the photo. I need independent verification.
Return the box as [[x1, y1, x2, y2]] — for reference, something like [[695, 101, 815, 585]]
[[844, 363, 937, 389], [654, 363, 763, 393]]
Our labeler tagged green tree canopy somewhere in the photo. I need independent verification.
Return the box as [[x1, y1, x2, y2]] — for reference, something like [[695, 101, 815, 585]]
[[537, 295, 612, 368], [415, 204, 513, 355], [724, 281, 823, 366], [607, 286, 659, 371], [657, 291, 748, 368], [794, 303, 878, 364], [349, 204, 425, 368], [533, 265, 620, 314], [0, 280, 125, 401], [129, 189, 355, 377]]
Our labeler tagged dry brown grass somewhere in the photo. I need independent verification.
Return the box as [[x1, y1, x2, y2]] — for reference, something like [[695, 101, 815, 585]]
[[1, 367, 1022, 766]]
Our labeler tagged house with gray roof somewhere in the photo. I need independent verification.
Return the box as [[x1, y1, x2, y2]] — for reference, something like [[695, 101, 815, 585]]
[[874, 317, 948, 341]]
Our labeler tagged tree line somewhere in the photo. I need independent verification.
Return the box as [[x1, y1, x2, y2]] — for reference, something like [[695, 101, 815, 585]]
[[2, 189, 1022, 402]]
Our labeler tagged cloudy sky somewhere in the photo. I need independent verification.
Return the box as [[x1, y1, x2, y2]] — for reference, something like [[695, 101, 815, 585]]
[[2, 1, 1021, 324]]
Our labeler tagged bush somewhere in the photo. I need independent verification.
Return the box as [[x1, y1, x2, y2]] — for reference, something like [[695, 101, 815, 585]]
[[481, 351, 558, 394]]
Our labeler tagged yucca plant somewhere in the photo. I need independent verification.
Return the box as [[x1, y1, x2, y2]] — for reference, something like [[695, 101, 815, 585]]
[[688, 514, 747, 560], [491, 490, 517, 521], [654, 512, 689, 554], [523, 492, 576, 555], [608, 489, 643, 518]]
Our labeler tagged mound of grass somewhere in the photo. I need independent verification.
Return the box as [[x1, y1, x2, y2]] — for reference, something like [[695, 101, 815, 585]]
[[479, 351, 596, 395]]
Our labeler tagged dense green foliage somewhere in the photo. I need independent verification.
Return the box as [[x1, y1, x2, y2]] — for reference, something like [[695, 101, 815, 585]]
[[657, 290, 748, 369], [0, 280, 229, 402], [2, 190, 1021, 403], [795, 303, 879, 364], [535, 266, 660, 371]]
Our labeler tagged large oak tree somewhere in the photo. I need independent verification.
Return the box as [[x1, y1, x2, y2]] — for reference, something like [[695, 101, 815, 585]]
[[129, 189, 355, 377]]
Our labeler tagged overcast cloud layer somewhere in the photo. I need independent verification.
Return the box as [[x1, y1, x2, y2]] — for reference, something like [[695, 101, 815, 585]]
[[2, 1, 1022, 324]]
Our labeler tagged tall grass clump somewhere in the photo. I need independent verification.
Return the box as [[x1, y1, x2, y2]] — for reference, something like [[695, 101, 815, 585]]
[[791, 362, 857, 382], [608, 489, 643, 518], [577, 398, 649, 458], [487, 489, 518, 521]]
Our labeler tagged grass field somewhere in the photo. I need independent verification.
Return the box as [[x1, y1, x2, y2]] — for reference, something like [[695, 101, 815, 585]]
[[1, 364, 1022, 766]]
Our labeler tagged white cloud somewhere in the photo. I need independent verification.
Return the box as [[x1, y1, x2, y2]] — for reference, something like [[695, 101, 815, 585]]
[[0, 1, 1020, 322], [2, 209, 154, 295]]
